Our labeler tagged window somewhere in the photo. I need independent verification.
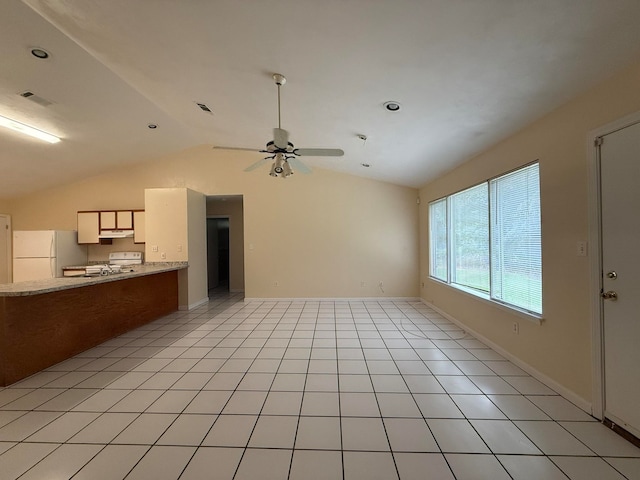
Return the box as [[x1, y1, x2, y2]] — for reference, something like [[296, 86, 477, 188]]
[[428, 163, 542, 315], [428, 199, 447, 282], [450, 183, 489, 292]]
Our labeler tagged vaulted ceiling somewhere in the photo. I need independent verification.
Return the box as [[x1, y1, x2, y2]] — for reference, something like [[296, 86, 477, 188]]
[[2, 0, 640, 198]]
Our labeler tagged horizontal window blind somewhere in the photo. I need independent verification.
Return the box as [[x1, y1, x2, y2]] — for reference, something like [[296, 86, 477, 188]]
[[490, 164, 542, 313], [450, 183, 489, 293], [427, 163, 542, 315]]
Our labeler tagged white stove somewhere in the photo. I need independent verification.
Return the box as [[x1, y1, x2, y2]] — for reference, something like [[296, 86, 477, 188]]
[[109, 251, 143, 266], [62, 252, 143, 277]]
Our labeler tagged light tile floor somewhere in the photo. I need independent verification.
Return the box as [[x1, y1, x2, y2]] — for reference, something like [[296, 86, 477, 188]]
[[1, 291, 639, 479]]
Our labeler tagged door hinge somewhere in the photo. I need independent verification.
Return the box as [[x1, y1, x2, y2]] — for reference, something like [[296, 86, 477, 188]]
[[594, 136, 604, 147]]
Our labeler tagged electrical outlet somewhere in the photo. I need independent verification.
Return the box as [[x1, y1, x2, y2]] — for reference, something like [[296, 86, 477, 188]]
[[512, 322, 519, 335], [361, 281, 366, 288], [151, 245, 158, 252], [421, 281, 425, 288], [177, 245, 182, 252]]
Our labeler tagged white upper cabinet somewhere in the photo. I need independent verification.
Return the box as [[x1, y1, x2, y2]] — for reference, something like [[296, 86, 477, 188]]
[[77, 212, 99, 244], [77, 210, 145, 244], [100, 211, 116, 230], [117, 211, 133, 229], [133, 211, 145, 244]]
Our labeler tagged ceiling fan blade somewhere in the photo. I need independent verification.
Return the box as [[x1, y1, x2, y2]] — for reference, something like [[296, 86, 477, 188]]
[[244, 157, 271, 172], [288, 157, 312, 175], [273, 128, 289, 149], [213, 146, 261, 152], [293, 148, 344, 157]]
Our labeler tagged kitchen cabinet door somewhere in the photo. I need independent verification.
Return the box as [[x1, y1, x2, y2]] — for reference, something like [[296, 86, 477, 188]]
[[100, 211, 116, 230], [77, 212, 99, 244], [117, 211, 133, 229], [133, 211, 145, 243]]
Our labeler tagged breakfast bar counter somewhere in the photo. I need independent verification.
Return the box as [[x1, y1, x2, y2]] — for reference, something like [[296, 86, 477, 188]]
[[0, 263, 188, 386], [0, 263, 187, 297]]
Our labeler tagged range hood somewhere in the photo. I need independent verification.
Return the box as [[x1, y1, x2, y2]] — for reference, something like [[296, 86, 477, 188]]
[[98, 229, 134, 239]]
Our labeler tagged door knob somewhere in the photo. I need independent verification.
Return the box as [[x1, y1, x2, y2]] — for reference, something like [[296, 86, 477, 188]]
[[606, 271, 617, 279], [602, 291, 618, 301]]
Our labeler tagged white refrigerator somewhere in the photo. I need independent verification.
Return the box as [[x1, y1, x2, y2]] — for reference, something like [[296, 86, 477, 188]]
[[13, 230, 88, 282]]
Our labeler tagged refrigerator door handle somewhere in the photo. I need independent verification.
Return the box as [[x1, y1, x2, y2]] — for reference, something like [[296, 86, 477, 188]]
[[50, 234, 55, 259], [50, 256, 55, 278]]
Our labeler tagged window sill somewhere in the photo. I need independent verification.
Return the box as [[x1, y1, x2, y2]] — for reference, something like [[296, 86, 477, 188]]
[[428, 277, 544, 325]]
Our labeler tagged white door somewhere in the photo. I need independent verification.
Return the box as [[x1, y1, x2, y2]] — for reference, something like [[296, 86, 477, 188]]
[[0, 215, 10, 283], [600, 120, 640, 438]]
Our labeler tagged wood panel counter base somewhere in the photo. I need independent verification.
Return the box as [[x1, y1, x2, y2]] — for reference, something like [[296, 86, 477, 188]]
[[0, 270, 178, 386]]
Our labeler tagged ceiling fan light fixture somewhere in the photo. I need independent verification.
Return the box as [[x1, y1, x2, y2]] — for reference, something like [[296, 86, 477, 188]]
[[383, 101, 401, 112], [274, 153, 285, 174], [282, 160, 293, 177]]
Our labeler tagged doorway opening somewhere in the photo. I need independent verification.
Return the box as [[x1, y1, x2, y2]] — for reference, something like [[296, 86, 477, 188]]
[[206, 195, 244, 296], [207, 217, 229, 291]]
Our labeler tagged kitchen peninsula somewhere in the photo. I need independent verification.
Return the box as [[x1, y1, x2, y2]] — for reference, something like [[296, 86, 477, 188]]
[[0, 264, 187, 386]]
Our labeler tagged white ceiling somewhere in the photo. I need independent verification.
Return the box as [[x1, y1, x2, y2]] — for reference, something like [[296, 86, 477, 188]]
[[2, 0, 640, 198]]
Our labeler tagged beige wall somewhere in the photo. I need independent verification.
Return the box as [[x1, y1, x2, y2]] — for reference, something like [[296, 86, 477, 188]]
[[6, 148, 419, 299], [145, 188, 189, 263], [207, 197, 245, 292], [186, 188, 207, 307], [145, 187, 208, 309], [419, 61, 640, 406]]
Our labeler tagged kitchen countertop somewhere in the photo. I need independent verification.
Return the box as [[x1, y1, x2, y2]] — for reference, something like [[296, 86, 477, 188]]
[[0, 263, 188, 297]]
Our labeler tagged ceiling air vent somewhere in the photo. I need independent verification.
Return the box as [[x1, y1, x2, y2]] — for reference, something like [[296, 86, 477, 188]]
[[196, 102, 213, 114], [19, 91, 53, 107]]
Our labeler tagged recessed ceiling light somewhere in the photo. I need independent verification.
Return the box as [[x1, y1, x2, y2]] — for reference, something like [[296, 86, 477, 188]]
[[147, 124, 158, 129], [30, 48, 50, 59], [383, 101, 401, 112]]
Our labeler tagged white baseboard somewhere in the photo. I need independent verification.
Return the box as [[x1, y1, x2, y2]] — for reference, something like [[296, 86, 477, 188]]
[[243, 296, 421, 303], [179, 297, 209, 311], [421, 300, 593, 415]]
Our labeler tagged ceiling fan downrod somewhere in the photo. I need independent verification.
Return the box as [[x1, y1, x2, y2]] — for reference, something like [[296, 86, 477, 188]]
[[273, 73, 286, 130]]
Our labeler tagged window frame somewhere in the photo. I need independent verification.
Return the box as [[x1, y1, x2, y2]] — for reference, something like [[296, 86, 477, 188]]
[[427, 161, 543, 320]]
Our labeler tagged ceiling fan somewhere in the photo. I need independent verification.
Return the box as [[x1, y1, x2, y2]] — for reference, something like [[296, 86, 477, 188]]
[[214, 73, 344, 178]]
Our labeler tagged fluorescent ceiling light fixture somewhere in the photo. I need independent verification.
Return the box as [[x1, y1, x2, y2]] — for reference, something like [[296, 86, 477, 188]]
[[0, 114, 60, 143]]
